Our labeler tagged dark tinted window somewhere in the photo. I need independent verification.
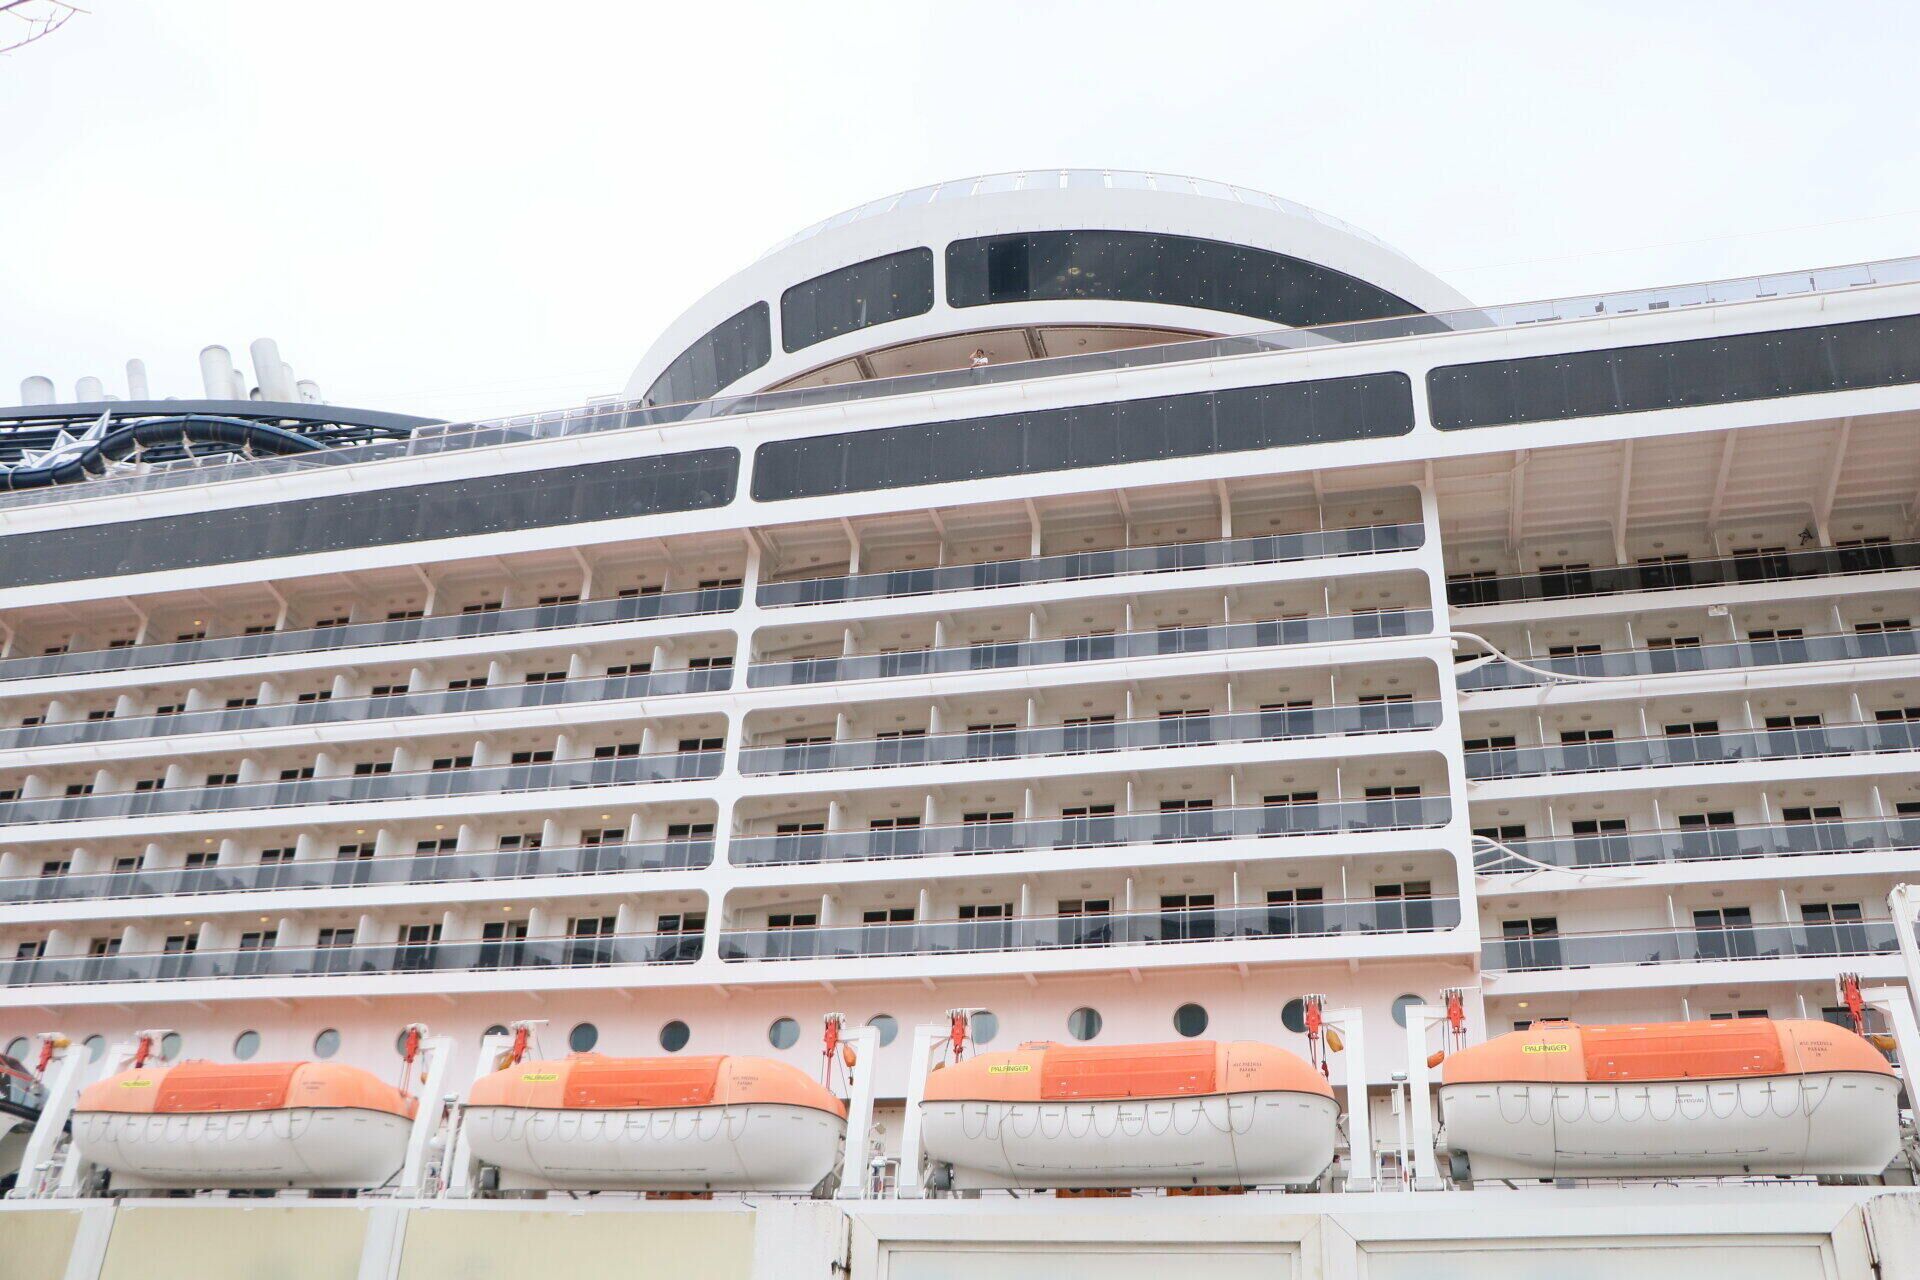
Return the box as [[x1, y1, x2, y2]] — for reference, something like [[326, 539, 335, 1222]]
[[781, 248, 934, 352], [1429, 313, 1920, 431], [642, 303, 771, 407], [947, 230, 1422, 328], [0, 448, 739, 589], [751, 373, 1412, 502]]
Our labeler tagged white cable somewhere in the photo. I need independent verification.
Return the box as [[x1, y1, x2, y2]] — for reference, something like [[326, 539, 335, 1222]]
[[1469, 833, 1650, 883]]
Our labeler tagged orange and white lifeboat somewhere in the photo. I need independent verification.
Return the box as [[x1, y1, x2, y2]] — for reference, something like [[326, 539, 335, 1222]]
[[1440, 1019, 1900, 1180], [919, 1040, 1337, 1190], [463, 1053, 846, 1192], [72, 1061, 417, 1190]]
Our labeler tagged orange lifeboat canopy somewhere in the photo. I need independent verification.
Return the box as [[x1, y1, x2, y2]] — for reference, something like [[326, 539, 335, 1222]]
[[467, 1053, 846, 1118], [922, 1040, 1333, 1103], [1441, 1018, 1896, 1086], [76, 1061, 416, 1118]]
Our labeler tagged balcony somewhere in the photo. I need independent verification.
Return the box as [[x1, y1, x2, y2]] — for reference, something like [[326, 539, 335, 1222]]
[[0, 667, 733, 753], [756, 522, 1424, 607], [1, 931, 702, 988], [1476, 816, 1920, 874], [739, 700, 1443, 775], [1482, 921, 1897, 973], [1458, 628, 1920, 692], [0, 586, 742, 686], [747, 609, 1434, 689], [1465, 719, 1920, 781], [719, 896, 1462, 962], [1449, 541, 1920, 608], [0, 838, 714, 907], [730, 796, 1452, 867], [0, 750, 724, 828]]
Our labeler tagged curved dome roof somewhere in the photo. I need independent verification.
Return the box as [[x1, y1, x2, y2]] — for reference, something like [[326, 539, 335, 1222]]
[[625, 170, 1467, 407], [757, 169, 1418, 266]]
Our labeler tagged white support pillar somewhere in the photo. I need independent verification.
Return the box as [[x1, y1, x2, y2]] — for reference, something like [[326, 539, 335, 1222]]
[[6, 1037, 87, 1198], [834, 1024, 882, 1199], [395, 1032, 455, 1196], [1323, 1004, 1372, 1192], [895, 1022, 952, 1198]]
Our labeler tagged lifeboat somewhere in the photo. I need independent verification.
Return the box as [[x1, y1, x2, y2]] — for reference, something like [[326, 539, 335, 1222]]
[[71, 1060, 417, 1190], [463, 1053, 846, 1192], [1440, 1019, 1900, 1180], [919, 1040, 1337, 1190]]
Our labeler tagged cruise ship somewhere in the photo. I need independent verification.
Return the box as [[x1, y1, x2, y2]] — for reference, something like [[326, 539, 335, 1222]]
[[4, 170, 1920, 1279]]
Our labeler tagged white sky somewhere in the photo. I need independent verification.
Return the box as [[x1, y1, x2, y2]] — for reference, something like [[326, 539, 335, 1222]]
[[2, 1, 1917, 422]]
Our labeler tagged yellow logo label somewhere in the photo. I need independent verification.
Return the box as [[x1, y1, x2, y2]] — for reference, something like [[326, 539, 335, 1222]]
[[1521, 1043, 1571, 1054], [986, 1064, 1032, 1075], [519, 1071, 560, 1083], [119, 1079, 155, 1088]]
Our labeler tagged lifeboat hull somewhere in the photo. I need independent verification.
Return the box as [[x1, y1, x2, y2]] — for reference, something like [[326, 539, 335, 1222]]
[[1440, 1019, 1902, 1180], [921, 1091, 1338, 1189], [1440, 1073, 1899, 1179], [463, 1103, 844, 1192], [70, 1107, 412, 1190]]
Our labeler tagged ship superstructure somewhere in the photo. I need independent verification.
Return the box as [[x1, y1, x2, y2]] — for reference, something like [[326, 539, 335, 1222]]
[[2, 173, 1920, 1254]]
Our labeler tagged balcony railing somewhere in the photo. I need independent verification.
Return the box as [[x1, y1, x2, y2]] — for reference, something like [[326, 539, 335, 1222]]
[[0, 750, 723, 828], [0, 586, 742, 686], [0, 667, 733, 753], [1466, 719, 1920, 781], [1476, 816, 1920, 873], [730, 796, 1452, 867], [1449, 541, 1920, 608], [748, 609, 1434, 688], [720, 896, 1462, 962], [756, 522, 1424, 607], [1459, 629, 1920, 691], [739, 700, 1443, 775], [1, 931, 702, 988], [0, 839, 714, 907], [1482, 921, 1897, 973]]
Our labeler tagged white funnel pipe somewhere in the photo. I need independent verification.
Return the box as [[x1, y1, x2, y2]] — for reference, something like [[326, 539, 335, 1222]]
[[20, 376, 54, 405], [125, 359, 150, 400], [250, 338, 294, 402], [75, 376, 104, 402], [199, 346, 238, 400], [295, 379, 322, 403]]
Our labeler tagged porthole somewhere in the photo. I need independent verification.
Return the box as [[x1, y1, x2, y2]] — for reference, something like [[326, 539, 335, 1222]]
[[768, 1017, 800, 1050], [1392, 994, 1426, 1028], [1281, 999, 1307, 1034], [1173, 1003, 1209, 1037], [83, 1035, 105, 1062], [569, 1022, 599, 1053], [313, 1029, 341, 1059], [482, 1024, 508, 1041], [1067, 1007, 1102, 1041], [159, 1032, 182, 1061], [970, 1011, 999, 1046], [660, 1020, 691, 1052], [867, 1014, 898, 1047], [3, 1037, 26, 1062], [232, 1031, 261, 1061]]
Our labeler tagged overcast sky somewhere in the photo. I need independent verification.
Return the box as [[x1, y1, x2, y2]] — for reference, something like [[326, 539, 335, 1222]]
[[3, 2, 1917, 421]]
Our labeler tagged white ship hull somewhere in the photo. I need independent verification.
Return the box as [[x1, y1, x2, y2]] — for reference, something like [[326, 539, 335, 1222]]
[[919, 1091, 1339, 1189], [71, 1107, 413, 1190], [463, 1103, 844, 1192], [1440, 1072, 1901, 1180]]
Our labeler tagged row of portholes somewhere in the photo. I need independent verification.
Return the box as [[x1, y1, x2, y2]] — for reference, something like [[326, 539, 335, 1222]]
[[12, 997, 1432, 1068]]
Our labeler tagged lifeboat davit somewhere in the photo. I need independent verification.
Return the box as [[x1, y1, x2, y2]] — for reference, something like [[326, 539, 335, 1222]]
[[463, 1053, 846, 1192], [72, 1061, 417, 1190], [1440, 1019, 1900, 1180], [919, 1040, 1337, 1189]]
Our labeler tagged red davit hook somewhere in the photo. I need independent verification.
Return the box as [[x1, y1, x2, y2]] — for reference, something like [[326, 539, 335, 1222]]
[[509, 1024, 531, 1066], [131, 1034, 154, 1070], [1841, 973, 1868, 1036], [949, 1012, 969, 1061]]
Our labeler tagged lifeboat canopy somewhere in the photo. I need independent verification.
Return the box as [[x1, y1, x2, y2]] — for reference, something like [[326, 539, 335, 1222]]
[[466, 1052, 844, 1116], [78, 1060, 416, 1117]]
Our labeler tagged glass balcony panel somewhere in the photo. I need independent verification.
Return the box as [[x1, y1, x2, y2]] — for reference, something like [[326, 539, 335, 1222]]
[[748, 609, 1433, 688], [0, 588, 741, 686], [1450, 542, 1920, 608], [729, 796, 1450, 866], [1459, 629, 1920, 691], [1481, 921, 1897, 971], [1463, 720, 1920, 781], [719, 897, 1461, 961], [1476, 817, 1920, 873]]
